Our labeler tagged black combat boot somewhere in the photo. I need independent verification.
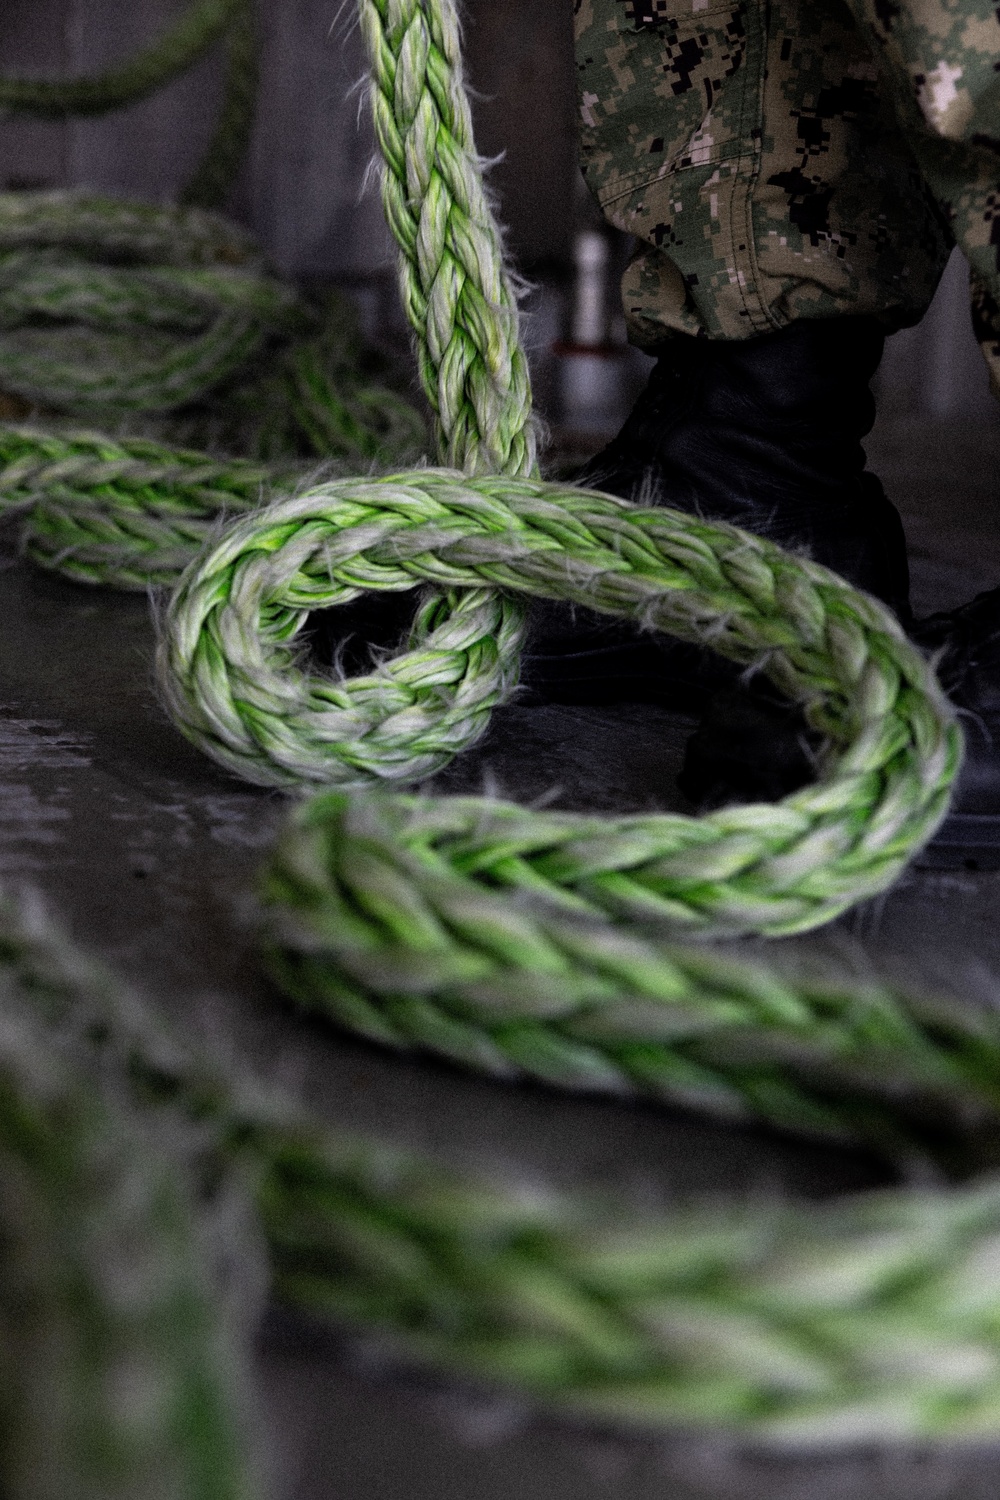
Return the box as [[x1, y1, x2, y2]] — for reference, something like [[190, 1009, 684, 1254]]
[[522, 316, 909, 708]]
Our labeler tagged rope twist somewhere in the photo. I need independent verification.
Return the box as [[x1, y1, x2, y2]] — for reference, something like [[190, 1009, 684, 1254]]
[[360, 0, 536, 476]]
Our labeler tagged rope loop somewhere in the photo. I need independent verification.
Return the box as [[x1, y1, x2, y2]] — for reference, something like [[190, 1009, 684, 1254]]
[[159, 469, 959, 923]]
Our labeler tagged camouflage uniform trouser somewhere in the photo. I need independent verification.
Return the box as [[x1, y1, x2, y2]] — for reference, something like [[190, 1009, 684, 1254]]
[[575, 0, 1000, 387]]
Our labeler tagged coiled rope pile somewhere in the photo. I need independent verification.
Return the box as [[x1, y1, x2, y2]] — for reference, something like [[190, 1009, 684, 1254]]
[[9, 0, 1000, 1490]]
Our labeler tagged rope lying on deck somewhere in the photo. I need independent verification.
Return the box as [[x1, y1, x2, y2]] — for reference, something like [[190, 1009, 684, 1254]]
[[7, 0, 1000, 1476], [12, 888, 1000, 1468], [13, 876, 1000, 1476]]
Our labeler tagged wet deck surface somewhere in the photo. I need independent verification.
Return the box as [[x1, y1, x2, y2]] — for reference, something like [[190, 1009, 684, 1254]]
[[3, 413, 1000, 1498]]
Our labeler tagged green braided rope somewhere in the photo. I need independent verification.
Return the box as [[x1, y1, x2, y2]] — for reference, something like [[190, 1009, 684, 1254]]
[[0, 194, 427, 543], [259, 792, 995, 1155], [0, 900, 261, 1500], [157, 470, 958, 901], [265, 1145, 1000, 1445], [14, 892, 1000, 1450], [0, 0, 995, 1455], [280, 336, 429, 466], [0, 0, 249, 118], [0, 424, 312, 588], [158, 488, 529, 782], [359, 0, 536, 476]]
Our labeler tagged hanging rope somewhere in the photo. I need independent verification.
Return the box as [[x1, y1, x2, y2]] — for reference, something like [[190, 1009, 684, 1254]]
[[358, 0, 536, 476]]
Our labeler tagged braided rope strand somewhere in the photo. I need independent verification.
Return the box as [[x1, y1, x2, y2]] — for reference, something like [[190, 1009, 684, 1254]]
[[265, 1146, 1000, 1446], [0, 424, 311, 587], [4, 0, 999, 1459], [359, 0, 536, 477], [260, 791, 998, 1154], [0, 193, 428, 464], [158, 472, 958, 900], [0, 257, 302, 414], [13, 889, 1000, 1451]]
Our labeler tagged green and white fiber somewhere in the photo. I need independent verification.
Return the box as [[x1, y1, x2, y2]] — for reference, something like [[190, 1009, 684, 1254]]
[[158, 482, 530, 784], [0, 897, 261, 1500], [0, 196, 427, 576], [0, 191, 260, 269], [5, 0, 1000, 1464], [264, 1143, 1000, 1446], [0, 424, 309, 588], [13, 890, 1000, 1450], [359, 0, 536, 477], [259, 789, 996, 1155], [160, 466, 958, 913]]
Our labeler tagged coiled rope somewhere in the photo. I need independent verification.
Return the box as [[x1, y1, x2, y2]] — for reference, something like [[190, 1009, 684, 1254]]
[[13, 891, 1000, 1459], [0, 2, 426, 467], [0, 194, 303, 413], [0, 193, 428, 566], [6, 0, 1000, 1469]]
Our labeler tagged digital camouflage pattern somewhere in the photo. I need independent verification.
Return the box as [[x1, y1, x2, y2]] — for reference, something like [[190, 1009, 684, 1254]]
[[575, 0, 1000, 390]]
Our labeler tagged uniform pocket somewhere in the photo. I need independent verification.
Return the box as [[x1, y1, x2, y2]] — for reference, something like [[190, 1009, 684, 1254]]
[[577, 0, 750, 203]]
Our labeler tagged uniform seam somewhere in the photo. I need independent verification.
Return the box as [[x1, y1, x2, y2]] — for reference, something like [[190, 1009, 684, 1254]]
[[595, 146, 747, 206], [745, 6, 778, 330], [730, 0, 771, 331], [652, 3, 741, 17]]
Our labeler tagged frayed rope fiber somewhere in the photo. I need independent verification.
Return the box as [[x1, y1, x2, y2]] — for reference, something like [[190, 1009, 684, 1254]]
[[16, 888, 1000, 1453], [7, 0, 1000, 1467]]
